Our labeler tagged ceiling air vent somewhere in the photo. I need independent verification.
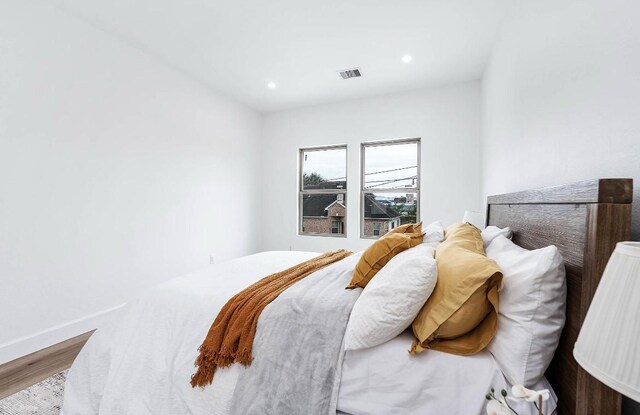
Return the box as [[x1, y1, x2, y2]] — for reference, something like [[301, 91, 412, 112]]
[[337, 67, 362, 80]]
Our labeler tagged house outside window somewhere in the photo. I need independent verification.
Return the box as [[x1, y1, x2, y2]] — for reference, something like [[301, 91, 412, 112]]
[[299, 145, 347, 237], [361, 138, 420, 238]]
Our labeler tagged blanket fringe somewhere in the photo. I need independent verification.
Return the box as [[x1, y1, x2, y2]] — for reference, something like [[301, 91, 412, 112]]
[[213, 352, 235, 368], [191, 349, 218, 387], [235, 348, 253, 366]]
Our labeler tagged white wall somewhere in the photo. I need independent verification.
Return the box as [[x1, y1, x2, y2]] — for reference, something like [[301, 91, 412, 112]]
[[0, 0, 261, 363], [260, 82, 482, 253], [482, 0, 640, 240]]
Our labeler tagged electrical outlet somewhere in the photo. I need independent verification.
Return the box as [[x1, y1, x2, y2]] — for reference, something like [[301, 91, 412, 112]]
[[209, 255, 214, 264]]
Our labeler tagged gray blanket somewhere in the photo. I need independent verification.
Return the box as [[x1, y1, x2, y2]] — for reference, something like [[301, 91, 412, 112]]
[[230, 252, 362, 414]]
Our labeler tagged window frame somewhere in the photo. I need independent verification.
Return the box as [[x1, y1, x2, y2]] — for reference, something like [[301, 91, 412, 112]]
[[360, 138, 421, 239], [298, 144, 348, 238]]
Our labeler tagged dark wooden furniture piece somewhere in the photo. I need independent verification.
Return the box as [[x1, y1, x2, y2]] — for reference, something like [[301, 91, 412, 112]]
[[487, 178, 633, 415]]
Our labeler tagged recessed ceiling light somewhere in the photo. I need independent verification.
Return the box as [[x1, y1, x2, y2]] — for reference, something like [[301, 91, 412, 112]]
[[402, 55, 413, 63], [267, 82, 276, 89]]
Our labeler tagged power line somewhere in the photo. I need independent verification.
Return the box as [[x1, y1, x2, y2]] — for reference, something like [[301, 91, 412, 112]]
[[366, 178, 415, 183], [320, 165, 417, 182], [365, 165, 417, 176]]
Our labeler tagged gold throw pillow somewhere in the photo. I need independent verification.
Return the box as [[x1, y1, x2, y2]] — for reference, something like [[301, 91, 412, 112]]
[[410, 222, 502, 355], [389, 222, 423, 235], [347, 225, 423, 289]]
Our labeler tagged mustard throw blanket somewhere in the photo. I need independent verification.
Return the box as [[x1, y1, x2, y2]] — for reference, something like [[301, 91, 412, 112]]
[[191, 249, 353, 387]]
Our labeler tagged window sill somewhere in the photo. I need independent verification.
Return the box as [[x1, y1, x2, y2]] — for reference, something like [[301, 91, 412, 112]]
[[298, 232, 347, 238]]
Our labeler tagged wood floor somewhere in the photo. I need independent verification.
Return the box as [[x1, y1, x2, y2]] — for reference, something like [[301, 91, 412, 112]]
[[0, 331, 94, 399]]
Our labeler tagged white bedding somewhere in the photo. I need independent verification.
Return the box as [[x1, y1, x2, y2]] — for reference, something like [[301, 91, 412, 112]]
[[340, 331, 556, 415], [62, 251, 558, 415]]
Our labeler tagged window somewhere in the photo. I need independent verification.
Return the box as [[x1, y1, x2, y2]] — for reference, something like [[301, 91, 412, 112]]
[[361, 138, 420, 238], [299, 145, 347, 237]]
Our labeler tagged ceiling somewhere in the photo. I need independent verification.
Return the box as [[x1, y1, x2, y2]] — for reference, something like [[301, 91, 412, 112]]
[[52, 0, 511, 112]]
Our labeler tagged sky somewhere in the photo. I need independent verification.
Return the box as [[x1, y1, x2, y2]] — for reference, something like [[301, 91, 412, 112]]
[[302, 142, 418, 189]]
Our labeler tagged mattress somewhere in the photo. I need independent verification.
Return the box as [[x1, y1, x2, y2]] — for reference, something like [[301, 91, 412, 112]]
[[61, 251, 557, 415]]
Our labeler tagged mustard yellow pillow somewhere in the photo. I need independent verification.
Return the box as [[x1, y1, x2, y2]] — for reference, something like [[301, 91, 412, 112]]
[[410, 223, 502, 355], [389, 222, 422, 235], [347, 230, 423, 289]]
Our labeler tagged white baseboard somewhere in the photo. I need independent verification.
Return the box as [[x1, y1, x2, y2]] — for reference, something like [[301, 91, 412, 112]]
[[0, 304, 125, 365]]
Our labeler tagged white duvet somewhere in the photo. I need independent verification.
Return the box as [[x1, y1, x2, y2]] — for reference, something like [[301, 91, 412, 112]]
[[62, 251, 557, 415]]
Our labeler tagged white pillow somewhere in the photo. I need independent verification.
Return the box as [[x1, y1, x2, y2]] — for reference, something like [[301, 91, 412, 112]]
[[486, 235, 566, 386], [482, 225, 513, 248], [344, 244, 437, 351], [422, 221, 444, 247]]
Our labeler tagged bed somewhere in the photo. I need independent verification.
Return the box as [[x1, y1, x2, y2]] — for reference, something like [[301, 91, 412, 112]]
[[61, 178, 632, 415]]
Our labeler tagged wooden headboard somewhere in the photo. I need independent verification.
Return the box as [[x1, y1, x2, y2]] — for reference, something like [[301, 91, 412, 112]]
[[486, 178, 633, 415]]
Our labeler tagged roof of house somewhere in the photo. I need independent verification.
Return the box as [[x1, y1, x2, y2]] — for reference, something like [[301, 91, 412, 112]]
[[302, 180, 346, 217], [325, 200, 346, 211], [302, 194, 340, 217], [301, 181, 400, 219], [364, 194, 401, 219]]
